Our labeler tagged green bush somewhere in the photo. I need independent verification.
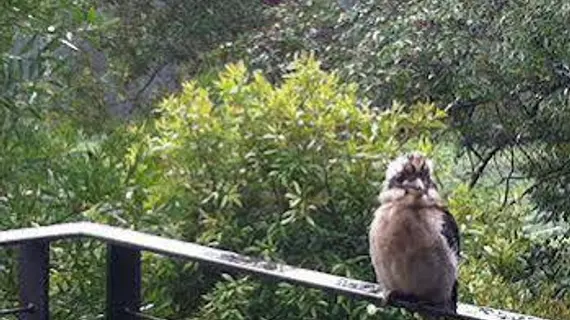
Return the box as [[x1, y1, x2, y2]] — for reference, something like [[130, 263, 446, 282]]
[[143, 55, 569, 319], [144, 54, 447, 319], [213, 0, 570, 310], [0, 115, 155, 316]]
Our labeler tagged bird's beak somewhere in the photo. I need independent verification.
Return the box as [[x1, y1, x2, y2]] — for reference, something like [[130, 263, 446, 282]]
[[403, 178, 425, 191]]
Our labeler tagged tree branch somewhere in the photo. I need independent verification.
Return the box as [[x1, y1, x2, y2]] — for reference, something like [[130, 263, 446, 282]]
[[468, 146, 501, 189], [501, 148, 516, 208]]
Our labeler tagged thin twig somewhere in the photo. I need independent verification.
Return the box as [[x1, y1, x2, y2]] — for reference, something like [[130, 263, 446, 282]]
[[468, 146, 501, 189], [501, 148, 516, 208], [506, 157, 570, 207]]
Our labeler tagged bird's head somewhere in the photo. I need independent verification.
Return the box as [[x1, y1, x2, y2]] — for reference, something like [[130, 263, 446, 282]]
[[384, 152, 437, 193]]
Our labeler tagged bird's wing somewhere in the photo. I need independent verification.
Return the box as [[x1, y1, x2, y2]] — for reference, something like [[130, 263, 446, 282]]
[[439, 206, 461, 260], [439, 206, 461, 310]]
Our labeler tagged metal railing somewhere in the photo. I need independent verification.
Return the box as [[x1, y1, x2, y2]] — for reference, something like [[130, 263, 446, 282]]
[[0, 222, 548, 320]]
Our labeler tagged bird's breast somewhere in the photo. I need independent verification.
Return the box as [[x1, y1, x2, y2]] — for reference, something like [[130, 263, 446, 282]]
[[369, 203, 456, 301]]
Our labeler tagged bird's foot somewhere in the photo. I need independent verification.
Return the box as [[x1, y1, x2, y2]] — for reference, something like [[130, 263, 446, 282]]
[[386, 290, 421, 306], [386, 291, 455, 318]]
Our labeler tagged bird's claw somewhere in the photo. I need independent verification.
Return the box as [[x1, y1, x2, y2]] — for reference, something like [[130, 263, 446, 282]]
[[386, 290, 420, 306]]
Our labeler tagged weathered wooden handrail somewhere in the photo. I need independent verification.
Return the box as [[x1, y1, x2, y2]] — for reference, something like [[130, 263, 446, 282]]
[[0, 222, 548, 320]]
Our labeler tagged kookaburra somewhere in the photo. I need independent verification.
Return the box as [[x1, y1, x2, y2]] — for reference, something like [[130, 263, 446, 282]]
[[369, 152, 460, 314]]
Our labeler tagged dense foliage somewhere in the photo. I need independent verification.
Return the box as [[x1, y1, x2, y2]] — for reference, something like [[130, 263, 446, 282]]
[[2, 1, 570, 319], [227, 0, 570, 302]]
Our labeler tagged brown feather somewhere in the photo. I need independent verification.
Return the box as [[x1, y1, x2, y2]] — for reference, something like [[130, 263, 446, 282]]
[[369, 153, 459, 313]]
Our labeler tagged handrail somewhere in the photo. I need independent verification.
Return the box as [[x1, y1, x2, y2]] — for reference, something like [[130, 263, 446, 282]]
[[0, 222, 548, 320]]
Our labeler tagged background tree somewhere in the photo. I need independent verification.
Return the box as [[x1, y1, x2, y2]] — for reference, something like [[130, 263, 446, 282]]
[[227, 0, 570, 299]]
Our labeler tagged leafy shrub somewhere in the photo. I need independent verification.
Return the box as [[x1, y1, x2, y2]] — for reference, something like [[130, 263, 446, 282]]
[[214, 0, 570, 306], [144, 55, 569, 319], [143, 54, 447, 319], [0, 113, 158, 316]]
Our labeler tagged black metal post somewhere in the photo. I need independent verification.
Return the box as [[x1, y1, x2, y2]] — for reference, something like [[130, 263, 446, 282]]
[[106, 244, 141, 320], [18, 241, 50, 320]]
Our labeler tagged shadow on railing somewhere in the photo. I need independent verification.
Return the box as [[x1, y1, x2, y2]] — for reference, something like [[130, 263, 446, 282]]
[[0, 222, 547, 320]]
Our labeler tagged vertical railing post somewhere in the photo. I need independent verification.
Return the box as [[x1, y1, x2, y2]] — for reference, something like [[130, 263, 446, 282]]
[[106, 244, 141, 320], [18, 240, 50, 320]]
